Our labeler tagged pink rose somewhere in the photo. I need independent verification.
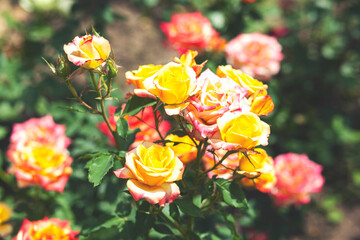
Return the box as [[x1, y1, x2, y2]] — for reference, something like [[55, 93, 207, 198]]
[[13, 217, 79, 240], [184, 69, 251, 139], [270, 153, 325, 206], [7, 116, 73, 192], [63, 35, 111, 69], [97, 105, 171, 149], [160, 12, 226, 54], [225, 33, 283, 80]]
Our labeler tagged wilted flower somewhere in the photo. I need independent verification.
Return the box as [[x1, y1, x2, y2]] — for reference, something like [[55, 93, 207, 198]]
[[7, 116, 73, 192], [12, 217, 79, 240], [225, 33, 283, 80], [0, 202, 12, 238], [114, 143, 184, 206], [165, 134, 198, 164], [97, 105, 171, 149], [160, 12, 226, 54], [270, 153, 325, 206], [64, 35, 111, 69]]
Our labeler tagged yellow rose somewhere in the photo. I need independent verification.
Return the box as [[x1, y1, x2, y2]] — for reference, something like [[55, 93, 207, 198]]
[[0, 202, 12, 238], [216, 65, 267, 95], [144, 62, 198, 115], [238, 148, 272, 178], [213, 112, 270, 150], [249, 89, 274, 116], [63, 35, 111, 69], [125, 64, 163, 89], [165, 134, 198, 164], [114, 143, 184, 206], [241, 156, 276, 193]]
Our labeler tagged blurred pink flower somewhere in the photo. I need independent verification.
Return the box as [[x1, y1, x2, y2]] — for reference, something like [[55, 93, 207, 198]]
[[270, 153, 325, 206], [160, 12, 226, 54], [7, 116, 73, 192], [225, 32, 283, 81]]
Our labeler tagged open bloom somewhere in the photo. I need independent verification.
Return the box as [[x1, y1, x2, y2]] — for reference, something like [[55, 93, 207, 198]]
[[114, 143, 184, 206], [270, 153, 325, 206], [160, 12, 226, 54], [225, 33, 283, 80], [0, 202, 12, 238], [64, 35, 111, 69], [13, 217, 79, 240], [127, 50, 203, 116], [211, 112, 270, 151], [7, 116, 73, 192], [165, 134, 198, 164], [97, 106, 171, 149], [184, 69, 251, 139]]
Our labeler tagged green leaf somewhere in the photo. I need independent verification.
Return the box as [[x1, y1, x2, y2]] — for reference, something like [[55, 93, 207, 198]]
[[116, 117, 140, 150], [121, 96, 157, 116], [154, 223, 173, 235], [135, 211, 155, 234], [169, 203, 180, 220], [174, 198, 203, 218], [81, 217, 121, 235], [85, 154, 114, 187], [115, 201, 131, 217], [215, 179, 248, 209]]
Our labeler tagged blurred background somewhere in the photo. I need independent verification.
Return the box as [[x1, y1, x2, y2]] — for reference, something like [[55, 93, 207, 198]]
[[1, 0, 360, 239]]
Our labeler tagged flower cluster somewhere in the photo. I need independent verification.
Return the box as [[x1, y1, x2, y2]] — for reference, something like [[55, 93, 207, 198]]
[[160, 12, 226, 54], [13, 217, 79, 240], [160, 12, 283, 80], [7, 115, 73, 192], [123, 50, 276, 205]]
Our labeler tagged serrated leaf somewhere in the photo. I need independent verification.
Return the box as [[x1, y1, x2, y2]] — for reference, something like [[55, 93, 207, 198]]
[[174, 198, 203, 218], [85, 154, 114, 187], [121, 96, 157, 116], [215, 179, 248, 209]]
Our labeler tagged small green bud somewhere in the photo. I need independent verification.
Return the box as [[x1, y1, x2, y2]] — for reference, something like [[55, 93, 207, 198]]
[[55, 55, 71, 79], [104, 59, 119, 79]]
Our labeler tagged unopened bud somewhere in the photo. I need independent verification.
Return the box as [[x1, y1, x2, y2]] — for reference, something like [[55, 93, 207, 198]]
[[104, 59, 119, 79], [55, 55, 71, 79]]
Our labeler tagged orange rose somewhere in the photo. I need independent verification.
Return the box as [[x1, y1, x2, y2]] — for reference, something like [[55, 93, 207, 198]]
[[160, 12, 226, 54]]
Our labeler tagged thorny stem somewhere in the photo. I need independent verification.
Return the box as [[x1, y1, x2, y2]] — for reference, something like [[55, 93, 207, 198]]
[[89, 71, 122, 151], [203, 150, 238, 175], [65, 80, 98, 113]]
